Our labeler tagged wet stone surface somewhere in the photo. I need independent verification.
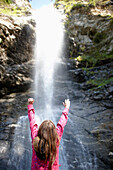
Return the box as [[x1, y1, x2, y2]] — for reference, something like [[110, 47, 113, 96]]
[[0, 61, 113, 170]]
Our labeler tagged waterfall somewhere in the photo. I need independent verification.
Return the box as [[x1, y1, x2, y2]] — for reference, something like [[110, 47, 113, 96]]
[[33, 5, 64, 120]]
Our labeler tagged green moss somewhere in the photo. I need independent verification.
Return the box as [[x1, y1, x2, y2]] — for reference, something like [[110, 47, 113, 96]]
[[70, 51, 73, 57], [55, 0, 111, 14], [0, 0, 12, 5], [0, 7, 27, 16], [93, 32, 106, 43], [55, 0, 84, 13], [110, 19, 113, 25], [89, 0, 97, 6], [77, 52, 113, 67], [87, 77, 113, 88], [71, 3, 83, 9]]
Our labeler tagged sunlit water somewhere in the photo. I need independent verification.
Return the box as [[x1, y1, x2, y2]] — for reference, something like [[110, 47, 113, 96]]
[[33, 5, 64, 113]]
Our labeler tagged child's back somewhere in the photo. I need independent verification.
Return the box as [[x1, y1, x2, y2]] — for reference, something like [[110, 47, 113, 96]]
[[28, 98, 70, 170]]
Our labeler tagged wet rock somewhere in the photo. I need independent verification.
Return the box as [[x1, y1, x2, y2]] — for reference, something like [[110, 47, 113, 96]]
[[109, 152, 113, 156], [108, 86, 113, 94], [0, 141, 9, 158], [69, 69, 86, 83], [102, 101, 113, 108], [81, 83, 96, 90], [93, 94, 104, 100]]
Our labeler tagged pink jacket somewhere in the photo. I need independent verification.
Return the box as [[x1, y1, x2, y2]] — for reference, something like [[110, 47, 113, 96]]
[[28, 104, 69, 170]]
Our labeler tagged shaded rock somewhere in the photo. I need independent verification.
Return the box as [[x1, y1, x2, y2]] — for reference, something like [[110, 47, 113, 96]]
[[0, 60, 34, 97], [108, 86, 113, 94], [69, 69, 86, 83], [102, 101, 113, 108], [92, 94, 104, 100], [81, 83, 96, 90]]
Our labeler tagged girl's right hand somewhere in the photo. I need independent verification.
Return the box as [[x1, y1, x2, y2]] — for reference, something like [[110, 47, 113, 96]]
[[63, 99, 70, 109], [28, 98, 34, 105]]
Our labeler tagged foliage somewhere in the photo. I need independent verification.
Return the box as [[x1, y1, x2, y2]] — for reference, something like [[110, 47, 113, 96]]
[[0, 7, 27, 16], [93, 32, 106, 43], [87, 77, 113, 88], [0, 0, 12, 5], [54, 0, 112, 13], [76, 52, 113, 67], [54, 0, 84, 13], [89, 0, 98, 6], [110, 18, 113, 25]]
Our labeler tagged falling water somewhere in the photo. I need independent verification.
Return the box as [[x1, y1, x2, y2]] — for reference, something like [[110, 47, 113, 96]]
[[33, 5, 64, 120]]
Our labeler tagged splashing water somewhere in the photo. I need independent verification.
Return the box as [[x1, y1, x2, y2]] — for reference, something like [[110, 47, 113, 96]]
[[8, 116, 32, 170]]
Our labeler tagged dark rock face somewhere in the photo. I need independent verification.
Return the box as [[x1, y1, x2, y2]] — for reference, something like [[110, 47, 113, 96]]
[[0, 15, 36, 97], [68, 69, 87, 83], [7, 24, 35, 64]]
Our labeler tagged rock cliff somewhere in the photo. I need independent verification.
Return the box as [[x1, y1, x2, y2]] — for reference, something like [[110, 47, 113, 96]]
[[55, 0, 113, 101], [0, 1, 36, 97], [66, 5, 113, 57]]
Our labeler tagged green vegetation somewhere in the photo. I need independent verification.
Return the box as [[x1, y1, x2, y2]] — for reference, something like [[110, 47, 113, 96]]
[[0, 0, 12, 5], [0, 7, 27, 16], [110, 18, 113, 25], [76, 52, 113, 67], [54, 0, 84, 13], [54, 0, 112, 13], [87, 77, 113, 88], [93, 32, 107, 43]]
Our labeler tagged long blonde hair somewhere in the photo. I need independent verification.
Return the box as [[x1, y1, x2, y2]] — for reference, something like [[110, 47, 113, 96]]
[[33, 120, 60, 169]]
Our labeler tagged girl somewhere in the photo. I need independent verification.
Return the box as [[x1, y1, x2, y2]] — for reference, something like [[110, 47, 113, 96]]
[[28, 98, 70, 170]]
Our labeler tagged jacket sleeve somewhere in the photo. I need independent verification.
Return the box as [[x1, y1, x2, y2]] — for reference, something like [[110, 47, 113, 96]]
[[28, 104, 38, 140], [56, 108, 69, 141]]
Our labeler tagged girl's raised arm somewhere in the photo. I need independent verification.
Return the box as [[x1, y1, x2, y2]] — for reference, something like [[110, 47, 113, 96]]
[[57, 99, 70, 141], [28, 98, 38, 140]]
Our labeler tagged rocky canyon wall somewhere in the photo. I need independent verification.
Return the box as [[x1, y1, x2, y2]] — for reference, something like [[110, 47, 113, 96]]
[[0, 1, 36, 97], [62, 3, 113, 59]]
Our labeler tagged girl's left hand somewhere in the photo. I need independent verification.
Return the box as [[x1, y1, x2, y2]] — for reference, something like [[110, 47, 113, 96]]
[[28, 98, 34, 105]]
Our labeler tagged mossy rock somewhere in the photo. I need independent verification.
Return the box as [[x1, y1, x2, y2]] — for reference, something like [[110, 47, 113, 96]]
[[0, 0, 12, 5], [86, 77, 113, 88], [93, 32, 107, 43]]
